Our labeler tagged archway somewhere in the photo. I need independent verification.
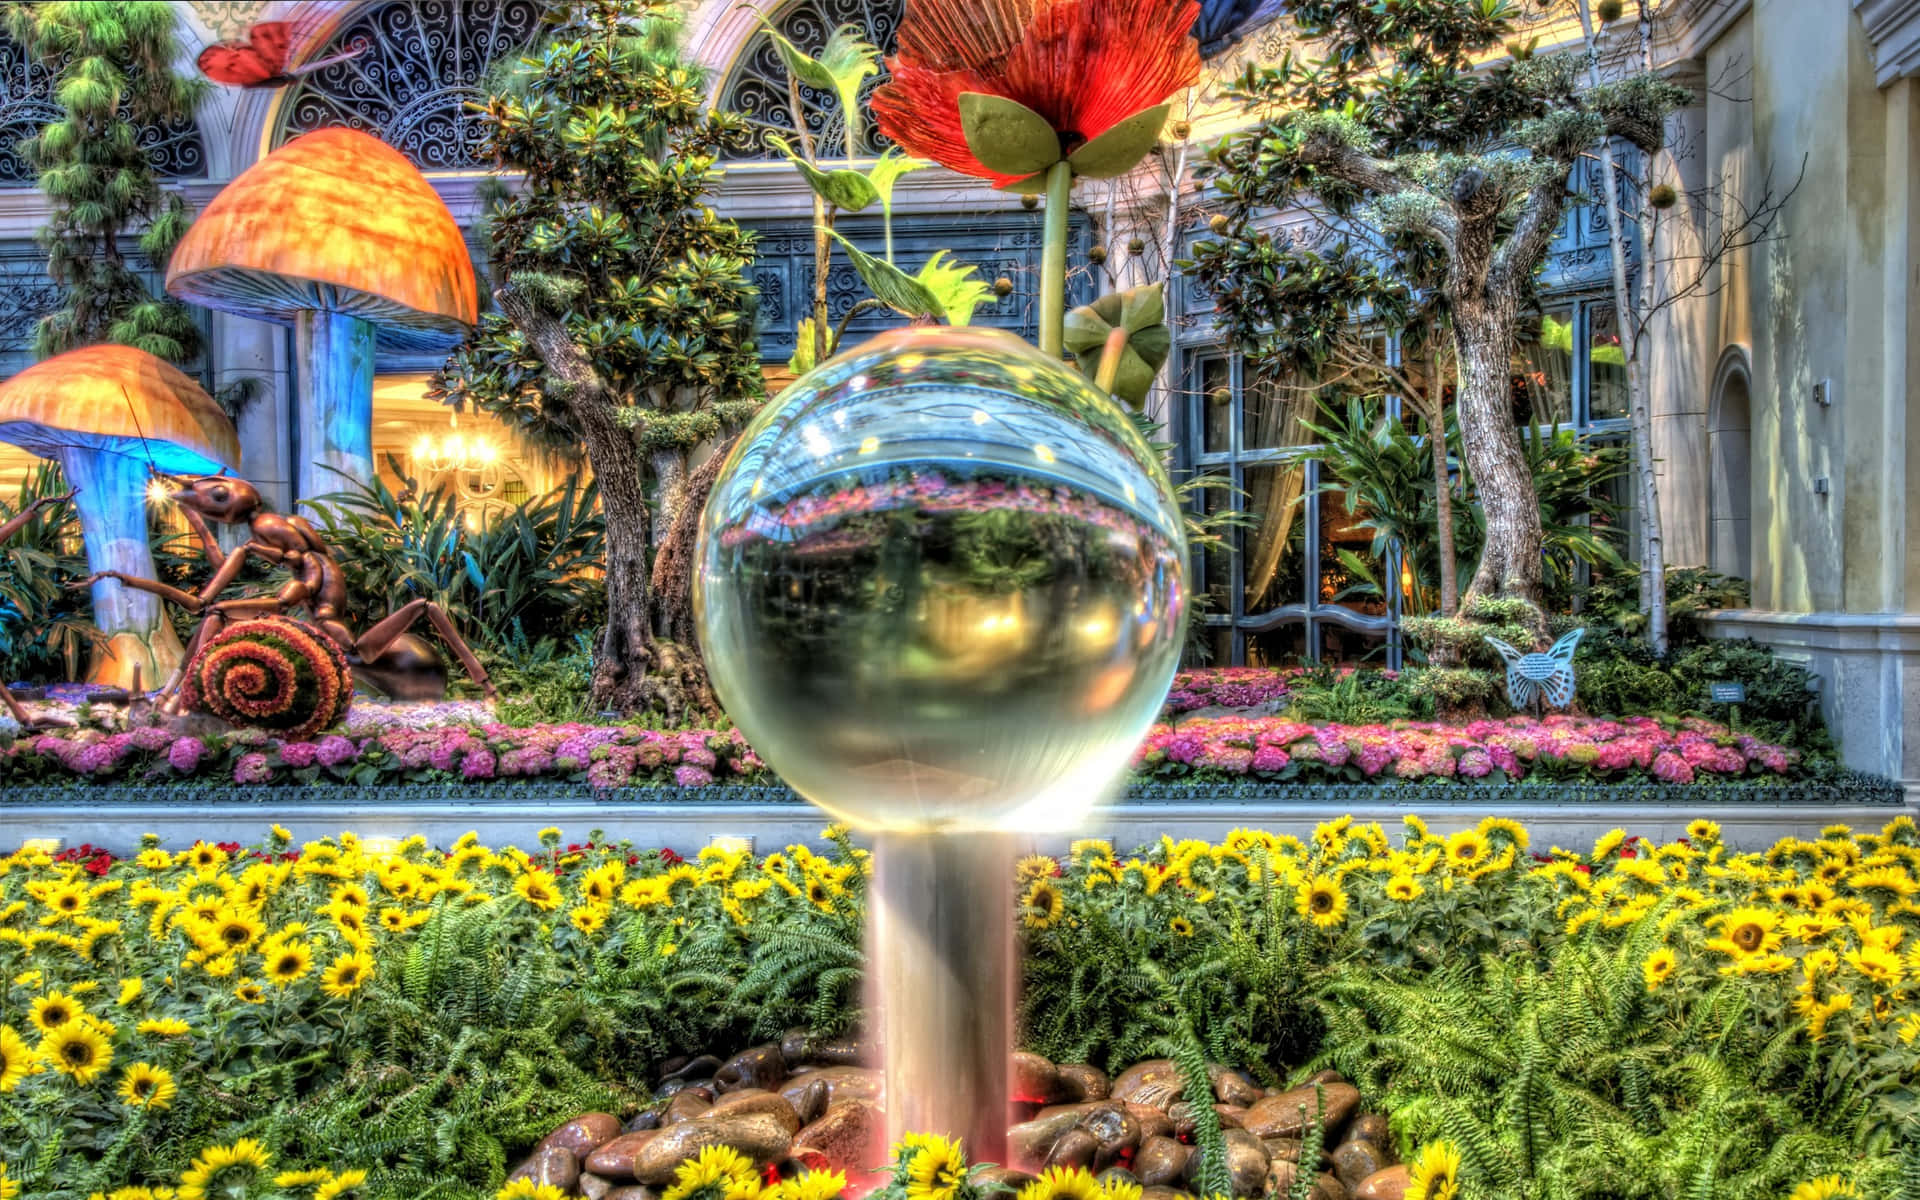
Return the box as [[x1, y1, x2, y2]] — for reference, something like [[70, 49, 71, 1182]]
[[1708, 344, 1753, 583]]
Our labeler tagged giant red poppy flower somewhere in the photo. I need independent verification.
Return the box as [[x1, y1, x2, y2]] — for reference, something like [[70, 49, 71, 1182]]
[[871, 0, 1202, 188]]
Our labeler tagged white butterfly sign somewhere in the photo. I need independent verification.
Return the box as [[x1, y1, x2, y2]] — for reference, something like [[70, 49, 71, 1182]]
[[1484, 628, 1585, 713]]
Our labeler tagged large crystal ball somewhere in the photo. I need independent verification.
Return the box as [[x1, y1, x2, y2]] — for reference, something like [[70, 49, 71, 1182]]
[[695, 326, 1188, 834]]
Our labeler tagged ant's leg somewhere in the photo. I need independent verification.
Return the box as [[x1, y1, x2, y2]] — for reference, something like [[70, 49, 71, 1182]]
[[75, 572, 206, 611], [157, 611, 229, 713], [356, 599, 497, 699]]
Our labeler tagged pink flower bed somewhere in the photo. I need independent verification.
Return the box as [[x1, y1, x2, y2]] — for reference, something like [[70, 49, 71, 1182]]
[[1163, 667, 1304, 712], [1133, 713, 1798, 783]]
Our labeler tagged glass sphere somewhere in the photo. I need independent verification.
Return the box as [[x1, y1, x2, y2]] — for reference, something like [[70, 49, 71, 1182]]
[[695, 325, 1188, 834]]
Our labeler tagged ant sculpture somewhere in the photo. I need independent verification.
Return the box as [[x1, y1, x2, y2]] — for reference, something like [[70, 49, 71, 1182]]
[[1, 488, 77, 728], [78, 475, 495, 714]]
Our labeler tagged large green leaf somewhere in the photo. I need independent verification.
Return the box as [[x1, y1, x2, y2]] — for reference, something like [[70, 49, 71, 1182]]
[[1062, 282, 1171, 407], [1066, 103, 1170, 179], [868, 147, 929, 211], [914, 251, 992, 327], [958, 92, 1062, 177], [750, 18, 879, 154], [766, 134, 879, 211], [829, 230, 942, 319]]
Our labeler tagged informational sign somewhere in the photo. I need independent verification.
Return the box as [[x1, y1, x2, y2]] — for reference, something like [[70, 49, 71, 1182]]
[[1709, 682, 1747, 704]]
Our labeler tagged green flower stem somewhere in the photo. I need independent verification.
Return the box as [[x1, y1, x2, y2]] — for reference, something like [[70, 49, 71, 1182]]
[[1039, 159, 1072, 357], [1094, 325, 1130, 394]]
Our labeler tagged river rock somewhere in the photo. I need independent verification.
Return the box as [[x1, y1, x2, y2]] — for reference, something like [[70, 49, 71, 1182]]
[[778, 1066, 880, 1111], [1125, 1104, 1175, 1141], [665, 1090, 713, 1125], [1222, 1129, 1272, 1196], [1135, 1136, 1191, 1186], [1209, 1064, 1263, 1107], [1110, 1060, 1184, 1110], [1266, 1160, 1298, 1197], [1079, 1104, 1140, 1171], [791, 1077, 830, 1126], [1142, 1188, 1188, 1200], [791, 1101, 883, 1175], [510, 1147, 581, 1191], [1352, 1166, 1409, 1200], [978, 1168, 1040, 1192], [1242, 1084, 1360, 1140], [1097, 1168, 1140, 1191], [1009, 1102, 1102, 1164], [542, 1113, 624, 1157], [586, 1132, 659, 1180], [628, 1113, 795, 1185], [1347, 1114, 1392, 1153], [1045, 1129, 1099, 1171], [660, 1055, 723, 1084], [580, 1173, 614, 1200], [716, 1044, 787, 1094], [1307, 1070, 1347, 1088], [1312, 1172, 1349, 1200], [606, 1189, 659, 1200], [1332, 1141, 1388, 1192], [657, 1079, 715, 1100], [1013, 1051, 1069, 1104], [1169, 1100, 1242, 1140], [1263, 1138, 1305, 1165], [1057, 1063, 1110, 1102], [625, 1110, 662, 1134], [780, 1031, 868, 1067], [706, 1089, 801, 1135]]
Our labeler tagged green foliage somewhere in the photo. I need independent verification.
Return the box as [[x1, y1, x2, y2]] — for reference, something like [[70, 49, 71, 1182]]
[[1283, 665, 1415, 724], [311, 473, 607, 661], [1669, 639, 1823, 746], [1403, 594, 1540, 671], [0, 463, 95, 683], [5, 1, 207, 362], [1402, 665, 1502, 719], [1579, 567, 1750, 646]]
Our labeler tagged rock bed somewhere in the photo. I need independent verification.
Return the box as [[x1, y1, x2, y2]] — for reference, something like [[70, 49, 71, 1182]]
[[509, 1038, 1413, 1200]]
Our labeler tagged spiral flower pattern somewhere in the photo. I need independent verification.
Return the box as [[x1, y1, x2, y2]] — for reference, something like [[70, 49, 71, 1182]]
[[180, 618, 353, 739]]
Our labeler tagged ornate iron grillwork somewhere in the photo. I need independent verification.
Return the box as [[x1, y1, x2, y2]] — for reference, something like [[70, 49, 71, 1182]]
[[718, 0, 903, 159], [271, 0, 549, 171], [0, 32, 205, 185]]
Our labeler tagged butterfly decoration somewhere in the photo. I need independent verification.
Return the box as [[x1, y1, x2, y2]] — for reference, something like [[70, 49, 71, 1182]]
[[1485, 627, 1585, 712], [196, 21, 368, 89], [1194, 0, 1288, 58]]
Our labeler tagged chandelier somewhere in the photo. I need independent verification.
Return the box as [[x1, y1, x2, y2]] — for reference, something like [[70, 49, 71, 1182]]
[[408, 424, 511, 529]]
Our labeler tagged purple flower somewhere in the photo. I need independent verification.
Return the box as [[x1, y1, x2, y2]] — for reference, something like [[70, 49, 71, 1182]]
[[461, 748, 498, 780], [674, 764, 715, 788], [166, 737, 206, 773], [315, 735, 357, 767], [278, 741, 319, 769], [233, 752, 274, 785], [1652, 751, 1694, 784]]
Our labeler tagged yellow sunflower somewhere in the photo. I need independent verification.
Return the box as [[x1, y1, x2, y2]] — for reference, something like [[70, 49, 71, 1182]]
[[1442, 830, 1489, 870], [1477, 816, 1529, 851], [198, 909, 266, 956], [661, 1144, 759, 1200], [1022, 879, 1065, 930], [1786, 1176, 1858, 1200], [0, 1026, 31, 1091], [1295, 874, 1348, 930], [1849, 865, 1918, 900], [769, 1169, 848, 1200], [1015, 855, 1058, 885], [0, 1161, 15, 1200], [1590, 829, 1627, 863], [1018, 1166, 1104, 1200], [1642, 947, 1677, 991], [806, 877, 838, 914], [38, 1020, 111, 1084], [233, 979, 267, 1005], [28, 991, 81, 1034], [1406, 1139, 1461, 1200], [316, 1170, 369, 1200], [118, 1062, 177, 1110], [514, 871, 563, 911], [497, 1182, 569, 1200], [1386, 875, 1423, 903], [904, 1135, 968, 1200], [570, 905, 609, 935], [1685, 818, 1721, 844], [1846, 945, 1904, 987], [179, 1139, 272, 1200], [1705, 907, 1785, 961], [321, 951, 374, 999], [1168, 916, 1194, 937], [580, 861, 626, 905], [137, 1017, 191, 1037]]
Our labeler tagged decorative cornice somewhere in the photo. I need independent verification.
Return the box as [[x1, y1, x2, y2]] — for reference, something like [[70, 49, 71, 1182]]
[[1655, 0, 1752, 67], [1857, 0, 1920, 86]]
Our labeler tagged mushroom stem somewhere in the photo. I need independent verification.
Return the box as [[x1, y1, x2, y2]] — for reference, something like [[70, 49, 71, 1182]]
[[56, 447, 185, 689], [293, 308, 376, 507]]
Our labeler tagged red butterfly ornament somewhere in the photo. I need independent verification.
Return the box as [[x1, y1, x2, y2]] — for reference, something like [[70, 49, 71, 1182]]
[[196, 21, 366, 89]]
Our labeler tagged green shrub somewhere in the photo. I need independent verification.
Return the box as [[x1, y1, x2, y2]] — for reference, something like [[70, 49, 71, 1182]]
[[0, 462, 96, 683], [1671, 638, 1824, 746], [1403, 594, 1540, 670], [1284, 665, 1415, 724], [1403, 665, 1503, 719]]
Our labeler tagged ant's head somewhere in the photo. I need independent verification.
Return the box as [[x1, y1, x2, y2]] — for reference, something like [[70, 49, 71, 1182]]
[[169, 475, 262, 524]]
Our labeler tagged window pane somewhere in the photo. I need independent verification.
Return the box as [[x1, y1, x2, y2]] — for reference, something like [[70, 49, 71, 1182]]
[[1588, 304, 1630, 420], [1195, 623, 1235, 668], [1320, 487, 1389, 618], [1243, 369, 1312, 450], [1201, 480, 1236, 611], [1198, 357, 1232, 455], [1513, 309, 1574, 427], [1317, 626, 1389, 665], [1246, 623, 1305, 667], [1241, 461, 1307, 613]]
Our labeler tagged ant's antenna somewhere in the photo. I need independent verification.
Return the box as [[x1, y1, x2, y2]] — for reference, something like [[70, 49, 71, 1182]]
[[116, 383, 169, 493]]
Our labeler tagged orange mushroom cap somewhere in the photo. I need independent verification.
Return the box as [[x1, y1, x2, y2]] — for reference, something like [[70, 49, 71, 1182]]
[[0, 345, 241, 474], [166, 127, 479, 352]]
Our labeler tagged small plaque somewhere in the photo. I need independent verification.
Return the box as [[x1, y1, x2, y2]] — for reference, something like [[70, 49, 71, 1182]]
[[1709, 681, 1746, 704]]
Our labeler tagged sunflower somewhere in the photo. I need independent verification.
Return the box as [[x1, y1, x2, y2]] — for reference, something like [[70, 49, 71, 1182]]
[[200, 909, 266, 955], [1846, 945, 1904, 987], [265, 941, 314, 987], [184, 842, 229, 872], [1016, 854, 1059, 885], [179, 1139, 272, 1200], [662, 1144, 760, 1200], [233, 979, 266, 1004], [1018, 1166, 1104, 1200], [570, 905, 609, 935], [1100, 1177, 1142, 1200], [806, 877, 838, 914], [769, 1169, 848, 1200], [40, 881, 88, 921], [1386, 875, 1423, 903], [580, 862, 626, 905], [39, 1020, 111, 1083], [1295, 874, 1348, 930], [497, 1182, 569, 1200], [514, 871, 563, 911], [316, 1169, 369, 1200], [321, 951, 374, 999], [1477, 816, 1529, 852], [1849, 865, 1919, 899], [904, 1136, 968, 1200], [276, 1169, 335, 1188], [0, 1026, 31, 1091], [1022, 879, 1065, 930], [1590, 829, 1627, 862], [1406, 1139, 1461, 1200], [1706, 907, 1785, 960], [1642, 947, 1677, 990], [0, 1162, 14, 1200], [137, 1017, 191, 1036], [118, 1062, 177, 1110], [28, 990, 80, 1034], [1787, 1176, 1859, 1200], [1442, 830, 1488, 870], [1168, 915, 1194, 937]]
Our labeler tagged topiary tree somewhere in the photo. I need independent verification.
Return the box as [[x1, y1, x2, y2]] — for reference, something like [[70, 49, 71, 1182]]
[[435, 0, 765, 718], [1199, 0, 1686, 637], [6, 1, 206, 363]]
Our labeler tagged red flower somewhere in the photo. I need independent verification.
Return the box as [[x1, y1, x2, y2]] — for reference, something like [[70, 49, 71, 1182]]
[[872, 0, 1201, 187]]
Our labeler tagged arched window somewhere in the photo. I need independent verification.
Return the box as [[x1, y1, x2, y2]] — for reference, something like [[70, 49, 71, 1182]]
[[0, 30, 206, 185], [271, 0, 549, 171], [716, 0, 902, 159], [1708, 344, 1753, 583]]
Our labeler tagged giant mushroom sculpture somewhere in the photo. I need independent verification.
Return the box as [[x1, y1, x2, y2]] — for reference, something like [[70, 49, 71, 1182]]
[[165, 127, 477, 504], [0, 345, 241, 688]]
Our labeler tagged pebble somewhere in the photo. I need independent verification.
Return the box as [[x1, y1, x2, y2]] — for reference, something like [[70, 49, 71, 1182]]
[[509, 1147, 580, 1191], [777, 1066, 880, 1112], [791, 1100, 883, 1175], [705, 1088, 802, 1135], [1110, 1060, 1184, 1110], [1135, 1136, 1191, 1186], [715, 1044, 786, 1094], [1222, 1128, 1273, 1196], [791, 1077, 830, 1126], [579, 1174, 613, 1200], [1056, 1063, 1110, 1102], [585, 1132, 659, 1180], [1209, 1064, 1263, 1107], [1045, 1128, 1099, 1170], [628, 1113, 794, 1185], [540, 1114, 623, 1158], [1332, 1140, 1388, 1192], [1013, 1051, 1069, 1105], [1241, 1083, 1360, 1140], [1352, 1166, 1409, 1200], [1348, 1114, 1392, 1155], [664, 1090, 712, 1125]]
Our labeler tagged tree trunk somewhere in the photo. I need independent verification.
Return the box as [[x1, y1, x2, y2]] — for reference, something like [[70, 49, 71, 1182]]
[[1452, 297, 1547, 632], [1425, 404, 1460, 616], [653, 436, 736, 651], [576, 405, 659, 713], [649, 448, 687, 550]]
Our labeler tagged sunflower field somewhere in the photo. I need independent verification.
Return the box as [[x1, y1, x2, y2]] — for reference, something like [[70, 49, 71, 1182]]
[[1, 815, 1917, 1199]]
